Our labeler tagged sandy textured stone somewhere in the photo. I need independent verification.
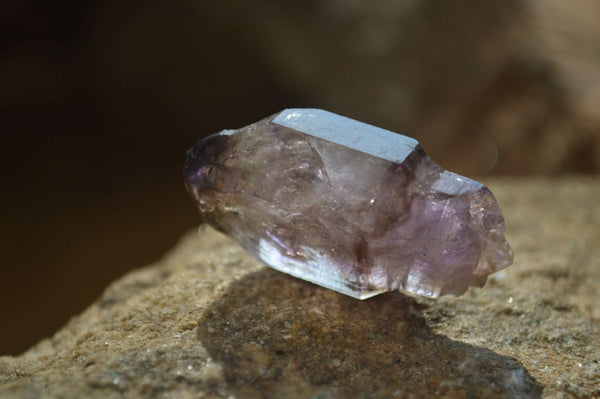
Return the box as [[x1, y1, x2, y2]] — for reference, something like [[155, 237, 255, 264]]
[[1, 177, 599, 398]]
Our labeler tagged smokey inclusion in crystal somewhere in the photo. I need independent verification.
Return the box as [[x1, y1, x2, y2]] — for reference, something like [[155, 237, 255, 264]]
[[184, 109, 514, 299]]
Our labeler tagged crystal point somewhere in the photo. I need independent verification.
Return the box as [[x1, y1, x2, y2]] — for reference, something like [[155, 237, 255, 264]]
[[184, 109, 513, 299]]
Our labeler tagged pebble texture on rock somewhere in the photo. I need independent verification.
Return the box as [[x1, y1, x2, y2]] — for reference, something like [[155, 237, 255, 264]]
[[1, 178, 599, 398]]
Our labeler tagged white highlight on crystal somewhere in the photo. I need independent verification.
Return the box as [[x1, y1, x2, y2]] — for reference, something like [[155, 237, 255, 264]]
[[432, 170, 482, 195], [403, 261, 441, 298], [285, 112, 301, 120], [257, 238, 382, 299], [274, 109, 418, 164]]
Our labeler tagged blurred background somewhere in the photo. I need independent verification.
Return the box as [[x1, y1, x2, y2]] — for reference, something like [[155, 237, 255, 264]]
[[1, 0, 599, 355]]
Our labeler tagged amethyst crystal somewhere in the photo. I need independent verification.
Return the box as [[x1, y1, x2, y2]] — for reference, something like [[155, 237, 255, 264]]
[[184, 109, 513, 299]]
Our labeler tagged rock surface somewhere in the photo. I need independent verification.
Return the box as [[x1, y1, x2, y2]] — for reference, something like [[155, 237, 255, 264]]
[[1, 177, 599, 398]]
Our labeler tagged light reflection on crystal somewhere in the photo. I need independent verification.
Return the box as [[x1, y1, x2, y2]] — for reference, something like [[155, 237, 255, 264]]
[[184, 109, 514, 299]]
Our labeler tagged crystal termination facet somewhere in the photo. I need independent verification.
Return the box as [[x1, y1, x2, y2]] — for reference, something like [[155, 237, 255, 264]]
[[184, 109, 514, 299]]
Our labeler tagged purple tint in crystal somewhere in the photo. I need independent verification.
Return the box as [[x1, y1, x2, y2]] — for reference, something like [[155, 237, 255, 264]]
[[184, 109, 513, 299]]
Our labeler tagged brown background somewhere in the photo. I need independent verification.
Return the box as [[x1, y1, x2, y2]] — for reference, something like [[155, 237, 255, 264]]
[[2, 0, 599, 355]]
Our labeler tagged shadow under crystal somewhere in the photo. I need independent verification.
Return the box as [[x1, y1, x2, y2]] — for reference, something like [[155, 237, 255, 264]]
[[198, 269, 542, 398]]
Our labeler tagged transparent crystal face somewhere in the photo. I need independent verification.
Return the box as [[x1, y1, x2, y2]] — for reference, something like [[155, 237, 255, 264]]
[[185, 109, 514, 299]]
